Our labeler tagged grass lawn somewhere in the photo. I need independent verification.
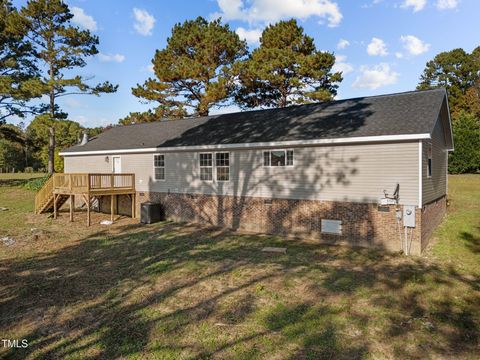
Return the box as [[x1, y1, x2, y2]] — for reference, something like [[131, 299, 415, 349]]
[[0, 173, 46, 180], [0, 175, 479, 359], [0, 173, 46, 187]]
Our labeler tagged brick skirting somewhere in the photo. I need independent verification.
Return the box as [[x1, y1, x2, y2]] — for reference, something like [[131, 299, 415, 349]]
[[94, 192, 447, 255], [420, 196, 447, 251], [136, 192, 426, 254]]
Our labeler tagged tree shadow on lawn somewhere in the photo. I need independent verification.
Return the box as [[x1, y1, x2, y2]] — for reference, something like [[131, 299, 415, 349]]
[[0, 221, 479, 359], [461, 228, 480, 254]]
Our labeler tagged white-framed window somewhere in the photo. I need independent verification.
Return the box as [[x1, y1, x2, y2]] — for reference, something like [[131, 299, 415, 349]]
[[263, 149, 294, 167], [427, 142, 432, 178], [154, 154, 165, 180], [199, 153, 213, 181], [215, 152, 230, 181]]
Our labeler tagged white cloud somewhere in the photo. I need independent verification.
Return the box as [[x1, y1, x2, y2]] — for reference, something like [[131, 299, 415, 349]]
[[352, 63, 398, 89], [436, 0, 459, 9], [140, 64, 155, 73], [97, 53, 126, 63], [400, 35, 430, 55], [395, 52, 404, 58], [235, 27, 262, 45], [64, 98, 81, 108], [337, 39, 350, 50], [73, 115, 112, 128], [367, 37, 388, 56], [133, 8, 155, 36], [211, 0, 342, 28], [71, 7, 97, 31], [361, 0, 383, 9], [401, 0, 427, 12], [210, 104, 242, 115], [332, 55, 353, 75]]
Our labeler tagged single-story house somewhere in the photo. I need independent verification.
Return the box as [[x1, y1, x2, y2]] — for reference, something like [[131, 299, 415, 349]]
[[60, 88, 453, 255]]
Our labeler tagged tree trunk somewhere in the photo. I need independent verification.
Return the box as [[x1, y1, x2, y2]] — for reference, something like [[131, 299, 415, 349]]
[[48, 126, 55, 175], [48, 60, 56, 174], [24, 144, 28, 168]]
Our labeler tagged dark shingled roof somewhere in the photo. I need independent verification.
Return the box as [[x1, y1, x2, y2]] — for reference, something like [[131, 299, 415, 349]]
[[62, 88, 447, 153]]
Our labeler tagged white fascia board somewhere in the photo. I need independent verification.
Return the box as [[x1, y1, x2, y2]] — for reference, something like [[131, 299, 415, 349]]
[[59, 133, 432, 156]]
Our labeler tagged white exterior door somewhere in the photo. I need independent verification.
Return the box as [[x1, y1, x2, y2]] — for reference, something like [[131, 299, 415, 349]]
[[112, 156, 121, 188], [112, 156, 121, 173]]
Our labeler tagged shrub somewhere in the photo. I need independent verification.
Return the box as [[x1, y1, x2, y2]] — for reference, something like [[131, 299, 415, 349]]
[[22, 175, 50, 191]]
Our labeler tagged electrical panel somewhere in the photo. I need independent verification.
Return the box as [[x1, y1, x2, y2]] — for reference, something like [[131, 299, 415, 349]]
[[403, 205, 416, 228]]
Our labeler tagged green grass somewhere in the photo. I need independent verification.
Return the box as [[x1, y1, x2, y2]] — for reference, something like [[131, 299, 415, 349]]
[[432, 175, 480, 275], [0, 187, 36, 235], [0, 175, 479, 359], [0, 172, 47, 188], [0, 172, 46, 180]]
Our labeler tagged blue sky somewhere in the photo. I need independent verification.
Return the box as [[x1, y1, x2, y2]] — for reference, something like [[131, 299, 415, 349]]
[[11, 0, 479, 128]]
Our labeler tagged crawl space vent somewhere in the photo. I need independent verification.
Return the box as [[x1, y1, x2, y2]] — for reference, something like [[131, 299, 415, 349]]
[[321, 219, 342, 235]]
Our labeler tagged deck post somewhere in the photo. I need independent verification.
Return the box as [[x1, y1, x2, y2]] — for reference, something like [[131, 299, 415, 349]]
[[85, 195, 91, 226], [69, 195, 74, 222], [87, 175, 91, 226], [53, 194, 57, 219], [111, 194, 114, 223], [131, 193, 135, 219]]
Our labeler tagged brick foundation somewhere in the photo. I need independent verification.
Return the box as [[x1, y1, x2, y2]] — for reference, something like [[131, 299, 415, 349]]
[[94, 192, 446, 255], [420, 196, 447, 251], [136, 192, 427, 254]]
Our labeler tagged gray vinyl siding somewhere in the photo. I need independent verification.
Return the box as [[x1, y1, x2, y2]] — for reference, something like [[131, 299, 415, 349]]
[[422, 117, 448, 205], [64, 141, 419, 205]]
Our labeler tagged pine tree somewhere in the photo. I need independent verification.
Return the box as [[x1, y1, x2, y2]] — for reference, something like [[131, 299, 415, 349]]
[[417, 47, 480, 115], [235, 19, 342, 109], [124, 17, 247, 123], [418, 46, 480, 174], [0, 0, 43, 125], [19, 0, 118, 174]]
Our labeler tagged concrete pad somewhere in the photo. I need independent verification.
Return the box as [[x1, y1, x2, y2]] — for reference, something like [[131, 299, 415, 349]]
[[261, 247, 287, 254]]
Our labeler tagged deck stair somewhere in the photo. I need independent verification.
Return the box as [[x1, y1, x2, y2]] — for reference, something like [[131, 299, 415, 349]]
[[37, 193, 69, 214]]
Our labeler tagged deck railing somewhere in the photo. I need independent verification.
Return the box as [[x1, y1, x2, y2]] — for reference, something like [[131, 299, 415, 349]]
[[34, 176, 54, 214], [52, 173, 135, 193]]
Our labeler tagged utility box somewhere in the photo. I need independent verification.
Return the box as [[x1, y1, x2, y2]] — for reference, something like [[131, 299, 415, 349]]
[[403, 205, 416, 228], [140, 202, 164, 224]]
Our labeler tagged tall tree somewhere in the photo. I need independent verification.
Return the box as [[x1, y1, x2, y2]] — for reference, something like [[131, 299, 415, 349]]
[[0, 124, 26, 171], [123, 17, 247, 124], [26, 114, 82, 172], [235, 19, 342, 109], [0, 0, 43, 124], [418, 46, 480, 174], [448, 111, 480, 174], [19, 0, 118, 174], [417, 47, 480, 115]]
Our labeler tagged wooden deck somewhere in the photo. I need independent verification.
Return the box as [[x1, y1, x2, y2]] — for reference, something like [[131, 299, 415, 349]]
[[35, 173, 136, 226]]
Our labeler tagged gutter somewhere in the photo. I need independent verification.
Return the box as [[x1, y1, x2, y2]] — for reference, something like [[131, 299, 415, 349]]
[[59, 133, 432, 156]]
